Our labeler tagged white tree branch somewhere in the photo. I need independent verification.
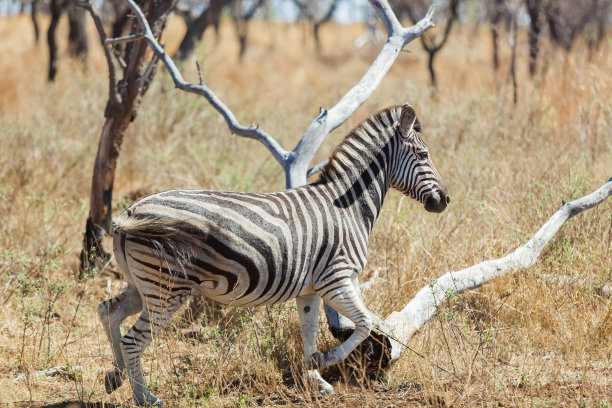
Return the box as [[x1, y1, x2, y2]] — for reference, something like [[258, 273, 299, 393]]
[[382, 179, 612, 363], [119, 0, 290, 167]]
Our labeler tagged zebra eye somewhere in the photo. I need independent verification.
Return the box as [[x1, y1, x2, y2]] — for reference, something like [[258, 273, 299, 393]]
[[417, 151, 428, 160]]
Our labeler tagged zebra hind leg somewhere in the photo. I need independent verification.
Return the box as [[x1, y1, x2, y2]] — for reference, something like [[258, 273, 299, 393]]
[[121, 293, 190, 407], [97, 283, 143, 394], [312, 278, 373, 369], [295, 294, 334, 395]]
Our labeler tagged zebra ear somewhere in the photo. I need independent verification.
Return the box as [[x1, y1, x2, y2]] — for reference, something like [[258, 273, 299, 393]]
[[399, 104, 422, 136]]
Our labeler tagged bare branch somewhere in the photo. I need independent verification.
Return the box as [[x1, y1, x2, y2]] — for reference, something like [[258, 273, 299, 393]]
[[121, 0, 290, 167], [105, 32, 145, 45], [382, 179, 612, 363]]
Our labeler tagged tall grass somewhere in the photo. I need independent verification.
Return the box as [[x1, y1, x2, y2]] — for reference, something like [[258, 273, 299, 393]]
[[0, 14, 610, 407]]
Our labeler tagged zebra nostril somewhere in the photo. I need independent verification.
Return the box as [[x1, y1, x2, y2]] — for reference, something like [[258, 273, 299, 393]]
[[446, 195, 450, 204]]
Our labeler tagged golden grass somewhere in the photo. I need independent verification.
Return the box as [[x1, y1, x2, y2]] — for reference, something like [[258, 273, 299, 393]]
[[0, 13, 610, 407]]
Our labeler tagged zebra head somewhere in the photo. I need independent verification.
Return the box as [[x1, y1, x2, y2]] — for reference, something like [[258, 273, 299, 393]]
[[390, 104, 449, 213]]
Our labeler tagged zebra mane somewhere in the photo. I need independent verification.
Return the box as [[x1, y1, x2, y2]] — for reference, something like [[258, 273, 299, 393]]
[[317, 105, 403, 184]]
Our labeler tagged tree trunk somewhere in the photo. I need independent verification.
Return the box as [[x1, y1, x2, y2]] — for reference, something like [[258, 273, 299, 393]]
[[31, 0, 39, 43], [67, 2, 89, 59], [176, 0, 224, 61], [525, 0, 541, 76], [80, 0, 175, 275], [47, 0, 63, 81]]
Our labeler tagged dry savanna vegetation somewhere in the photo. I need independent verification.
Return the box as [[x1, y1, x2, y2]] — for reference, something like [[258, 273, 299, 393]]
[[0, 9, 611, 408]]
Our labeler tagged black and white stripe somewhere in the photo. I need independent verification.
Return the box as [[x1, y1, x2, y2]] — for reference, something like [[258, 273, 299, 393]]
[[97, 103, 449, 405]]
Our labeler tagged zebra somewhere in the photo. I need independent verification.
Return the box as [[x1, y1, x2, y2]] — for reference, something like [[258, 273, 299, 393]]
[[98, 103, 449, 406]]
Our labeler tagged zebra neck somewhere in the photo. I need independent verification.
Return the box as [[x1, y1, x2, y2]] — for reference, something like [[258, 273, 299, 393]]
[[323, 147, 391, 232]]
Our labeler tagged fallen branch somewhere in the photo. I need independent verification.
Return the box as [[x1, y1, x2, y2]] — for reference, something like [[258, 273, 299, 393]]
[[382, 179, 612, 363], [13, 365, 82, 382], [326, 179, 611, 366]]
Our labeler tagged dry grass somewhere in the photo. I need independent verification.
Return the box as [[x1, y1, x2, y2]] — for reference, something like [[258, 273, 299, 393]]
[[0, 13, 611, 407]]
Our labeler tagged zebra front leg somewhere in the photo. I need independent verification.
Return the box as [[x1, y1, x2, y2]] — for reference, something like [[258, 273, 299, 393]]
[[97, 284, 143, 394], [121, 293, 189, 406], [296, 294, 334, 395], [313, 277, 373, 369]]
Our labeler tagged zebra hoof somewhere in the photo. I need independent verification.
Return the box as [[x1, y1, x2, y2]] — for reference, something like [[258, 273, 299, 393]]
[[134, 394, 163, 408], [104, 369, 126, 394], [318, 381, 334, 395], [307, 369, 334, 395], [134, 390, 162, 407]]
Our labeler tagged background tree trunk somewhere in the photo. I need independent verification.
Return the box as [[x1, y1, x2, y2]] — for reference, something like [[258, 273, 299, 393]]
[[80, 0, 175, 275], [176, 0, 224, 61], [67, 2, 88, 59], [47, 0, 64, 81]]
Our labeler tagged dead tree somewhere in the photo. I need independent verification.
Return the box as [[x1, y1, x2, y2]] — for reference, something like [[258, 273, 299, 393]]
[[543, 0, 592, 52], [67, 2, 89, 57], [313, 0, 339, 54], [47, 0, 66, 81], [231, 0, 265, 60], [176, 0, 227, 61], [78, 0, 175, 275], [47, 0, 89, 81], [586, 0, 612, 51], [508, 0, 518, 103], [292, 0, 340, 54], [394, 0, 459, 88], [525, 0, 542, 76], [487, 0, 510, 71], [31, 0, 40, 43]]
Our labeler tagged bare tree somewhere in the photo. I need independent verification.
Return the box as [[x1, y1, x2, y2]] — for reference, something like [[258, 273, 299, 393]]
[[292, 0, 341, 55], [487, 0, 510, 71], [525, 0, 542, 76], [313, 0, 339, 54], [393, 0, 460, 88], [508, 0, 519, 103], [231, 0, 266, 60], [78, 0, 176, 274], [176, 0, 227, 61], [31, 0, 40, 43], [544, 0, 592, 52], [47, 0, 89, 81]]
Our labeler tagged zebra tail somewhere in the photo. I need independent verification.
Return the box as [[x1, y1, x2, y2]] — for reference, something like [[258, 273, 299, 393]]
[[113, 212, 196, 273], [112, 212, 184, 239]]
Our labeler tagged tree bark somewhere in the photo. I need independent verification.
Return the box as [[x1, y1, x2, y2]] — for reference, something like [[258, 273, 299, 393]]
[[80, 0, 175, 275]]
